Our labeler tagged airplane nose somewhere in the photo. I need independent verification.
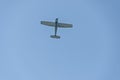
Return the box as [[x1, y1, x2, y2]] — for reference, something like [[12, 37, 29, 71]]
[[56, 18, 58, 20]]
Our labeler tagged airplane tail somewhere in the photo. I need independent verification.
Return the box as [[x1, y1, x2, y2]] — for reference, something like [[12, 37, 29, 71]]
[[50, 35, 60, 39]]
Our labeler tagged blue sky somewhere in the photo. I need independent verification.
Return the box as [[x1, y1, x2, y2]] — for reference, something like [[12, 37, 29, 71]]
[[0, 0, 120, 80]]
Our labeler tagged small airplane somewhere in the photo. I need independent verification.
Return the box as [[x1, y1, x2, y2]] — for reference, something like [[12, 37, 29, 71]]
[[41, 18, 73, 39]]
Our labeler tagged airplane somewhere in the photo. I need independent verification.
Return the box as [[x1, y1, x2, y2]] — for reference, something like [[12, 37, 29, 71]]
[[41, 18, 73, 39]]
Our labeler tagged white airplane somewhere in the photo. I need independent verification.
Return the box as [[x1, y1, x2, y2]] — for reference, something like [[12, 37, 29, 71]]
[[41, 18, 73, 39]]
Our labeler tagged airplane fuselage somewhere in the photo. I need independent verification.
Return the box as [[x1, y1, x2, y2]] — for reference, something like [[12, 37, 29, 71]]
[[55, 18, 58, 36]]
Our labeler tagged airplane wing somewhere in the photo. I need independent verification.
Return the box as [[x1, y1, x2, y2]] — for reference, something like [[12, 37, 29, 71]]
[[41, 21, 55, 27], [58, 23, 73, 28], [41, 21, 73, 28]]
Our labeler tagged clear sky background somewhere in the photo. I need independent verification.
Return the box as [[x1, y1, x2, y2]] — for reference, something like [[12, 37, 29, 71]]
[[0, 0, 120, 80]]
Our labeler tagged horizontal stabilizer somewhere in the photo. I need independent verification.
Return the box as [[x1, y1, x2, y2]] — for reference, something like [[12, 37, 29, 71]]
[[50, 35, 60, 39]]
